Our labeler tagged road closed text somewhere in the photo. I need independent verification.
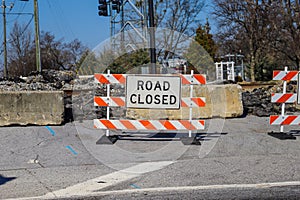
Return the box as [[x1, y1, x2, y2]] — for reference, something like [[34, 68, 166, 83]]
[[126, 76, 181, 109]]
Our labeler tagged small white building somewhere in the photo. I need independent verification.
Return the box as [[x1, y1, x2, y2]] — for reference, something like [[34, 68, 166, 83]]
[[215, 61, 235, 81], [216, 54, 245, 81]]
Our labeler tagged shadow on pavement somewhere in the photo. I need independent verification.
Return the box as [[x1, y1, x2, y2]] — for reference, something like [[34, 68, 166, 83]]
[[0, 174, 16, 185], [268, 132, 297, 140], [96, 132, 228, 145]]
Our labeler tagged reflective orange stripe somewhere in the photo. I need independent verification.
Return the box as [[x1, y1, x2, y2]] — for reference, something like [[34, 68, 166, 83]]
[[192, 97, 205, 107], [111, 97, 125, 106], [277, 94, 294, 103], [194, 74, 206, 84], [181, 76, 189, 84], [160, 120, 177, 130], [181, 100, 188, 107], [140, 120, 157, 130], [95, 74, 109, 84], [270, 115, 279, 125], [120, 120, 136, 130], [100, 120, 117, 129], [179, 120, 196, 130], [282, 116, 298, 125], [94, 97, 108, 106], [113, 74, 126, 84], [283, 72, 298, 80], [199, 120, 205, 126], [273, 71, 280, 78]]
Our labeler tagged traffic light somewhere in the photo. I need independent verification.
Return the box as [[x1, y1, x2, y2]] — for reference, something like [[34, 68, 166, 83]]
[[98, 0, 108, 16], [112, 0, 121, 13]]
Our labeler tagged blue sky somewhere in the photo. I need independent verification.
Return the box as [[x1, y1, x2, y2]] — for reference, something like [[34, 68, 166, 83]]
[[2, 0, 214, 50]]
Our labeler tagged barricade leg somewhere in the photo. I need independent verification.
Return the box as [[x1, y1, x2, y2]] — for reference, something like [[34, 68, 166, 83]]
[[267, 132, 296, 140], [96, 135, 119, 144], [180, 137, 201, 145]]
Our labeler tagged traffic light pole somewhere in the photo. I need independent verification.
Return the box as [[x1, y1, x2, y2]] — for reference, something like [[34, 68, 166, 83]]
[[148, 0, 156, 74]]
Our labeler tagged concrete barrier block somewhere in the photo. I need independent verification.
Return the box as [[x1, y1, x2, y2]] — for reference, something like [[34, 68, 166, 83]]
[[126, 84, 243, 119], [0, 91, 64, 126]]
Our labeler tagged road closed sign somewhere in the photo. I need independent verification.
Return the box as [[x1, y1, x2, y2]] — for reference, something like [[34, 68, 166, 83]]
[[126, 75, 181, 109]]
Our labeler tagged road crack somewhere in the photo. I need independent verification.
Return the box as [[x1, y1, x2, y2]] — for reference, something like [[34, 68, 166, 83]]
[[25, 168, 57, 198]]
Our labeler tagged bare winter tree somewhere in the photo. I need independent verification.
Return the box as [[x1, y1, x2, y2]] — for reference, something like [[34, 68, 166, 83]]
[[40, 32, 87, 70], [213, 0, 300, 80], [7, 22, 88, 77], [8, 22, 35, 76], [213, 0, 275, 81], [154, 0, 205, 35], [269, 0, 300, 70], [154, 0, 206, 59]]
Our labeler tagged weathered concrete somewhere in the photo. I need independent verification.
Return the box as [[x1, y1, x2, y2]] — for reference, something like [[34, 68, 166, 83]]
[[126, 84, 243, 119], [0, 91, 64, 126]]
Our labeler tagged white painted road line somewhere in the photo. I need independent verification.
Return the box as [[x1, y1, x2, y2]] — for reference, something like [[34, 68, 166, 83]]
[[67, 181, 300, 197], [44, 161, 174, 198], [10, 181, 300, 200]]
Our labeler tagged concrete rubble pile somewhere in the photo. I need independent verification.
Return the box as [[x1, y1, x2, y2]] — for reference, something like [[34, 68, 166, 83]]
[[70, 81, 126, 122], [0, 70, 77, 91], [242, 82, 299, 117]]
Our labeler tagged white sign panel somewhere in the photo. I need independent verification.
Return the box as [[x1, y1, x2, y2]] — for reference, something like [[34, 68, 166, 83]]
[[126, 75, 181, 109]]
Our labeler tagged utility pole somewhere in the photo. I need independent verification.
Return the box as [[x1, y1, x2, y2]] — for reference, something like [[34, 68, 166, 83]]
[[2, 0, 8, 78], [33, 0, 41, 73], [120, 0, 124, 51], [148, 0, 156, 74]]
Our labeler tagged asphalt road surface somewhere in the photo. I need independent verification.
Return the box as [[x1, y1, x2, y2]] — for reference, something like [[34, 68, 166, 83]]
[[0, 116, 299, 199]]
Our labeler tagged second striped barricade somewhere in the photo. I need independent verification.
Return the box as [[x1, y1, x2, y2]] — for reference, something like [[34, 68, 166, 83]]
[[269, 68, 300, 138]]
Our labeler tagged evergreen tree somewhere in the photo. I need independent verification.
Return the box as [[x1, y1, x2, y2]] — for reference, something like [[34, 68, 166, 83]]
[[184, 20, 216, 79], [194, 19, 217, 60], [108, 49, 150, 74]]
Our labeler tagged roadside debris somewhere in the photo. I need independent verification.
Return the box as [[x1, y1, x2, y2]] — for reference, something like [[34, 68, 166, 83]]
[[242, 83, 299, 117]]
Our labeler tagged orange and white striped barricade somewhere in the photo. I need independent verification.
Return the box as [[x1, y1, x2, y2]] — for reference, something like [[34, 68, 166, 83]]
[[270, 115, 300, 126], [272, 70, 298, 81], [269, 67, 299, 139], [94, 70, 206, 144], [94, 119, 205, 131]]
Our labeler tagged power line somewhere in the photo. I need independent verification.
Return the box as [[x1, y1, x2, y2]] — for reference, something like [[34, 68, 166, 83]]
[[19, 13, 33, 36], [0, 0, 30, 53], [5, 0, 27, 23], [45, 0, 75, 40], [0, 12, 34, 50], [0, 14, 33, 57]]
